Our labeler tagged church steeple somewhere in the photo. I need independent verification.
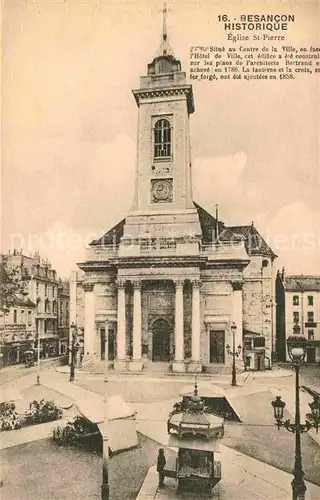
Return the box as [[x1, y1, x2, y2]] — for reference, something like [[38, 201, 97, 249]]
[[146, 2, 182, 77], [125, 3, 201, 241]]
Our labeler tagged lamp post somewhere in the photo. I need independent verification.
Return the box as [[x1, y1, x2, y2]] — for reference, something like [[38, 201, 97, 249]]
[[271, 333, 320, 500], [36, 331, 41, 385], [226, 322, 242, 387], [69, 322, 77, 382], [101, 319, 109, 499]]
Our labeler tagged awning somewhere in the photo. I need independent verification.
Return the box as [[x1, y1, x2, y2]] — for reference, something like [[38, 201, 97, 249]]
[[76, 395, 135, 423], [76, 394, 138, 454], [98, 419, 138, 453]]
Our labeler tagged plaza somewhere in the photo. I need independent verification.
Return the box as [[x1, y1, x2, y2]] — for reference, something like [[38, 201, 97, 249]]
[[0, 364, 320, 499]]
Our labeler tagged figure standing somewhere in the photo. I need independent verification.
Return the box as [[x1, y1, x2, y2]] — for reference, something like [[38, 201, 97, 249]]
[[157, 448, 166, 488]]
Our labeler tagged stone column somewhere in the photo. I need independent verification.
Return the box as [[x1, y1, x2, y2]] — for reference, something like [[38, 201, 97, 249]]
[[129, 280, 144, 371], [172, 279, 185, 373], [97, 325, 102, 361], [190, 279, 202, 373], [114, 279, 127, 371], [231, 281, 244, 368], [84, 282, 96, 358]]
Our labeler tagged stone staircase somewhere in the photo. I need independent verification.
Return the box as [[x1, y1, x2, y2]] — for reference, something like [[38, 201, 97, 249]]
[[142, 359, 171, 373], [78, 358, 244, 376], [79, 359, 114, 374]]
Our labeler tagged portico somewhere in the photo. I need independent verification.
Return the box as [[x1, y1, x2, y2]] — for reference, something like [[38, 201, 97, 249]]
[[113, 274, 201, 373]]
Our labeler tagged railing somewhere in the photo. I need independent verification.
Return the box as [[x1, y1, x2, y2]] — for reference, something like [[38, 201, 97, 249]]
[[85, 245, 119, 261], [85, 240, 249, 261], [201, 241, 248, 260]]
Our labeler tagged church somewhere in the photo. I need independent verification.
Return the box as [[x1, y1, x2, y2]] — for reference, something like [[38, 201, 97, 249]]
[[74, 11, 276, 373]]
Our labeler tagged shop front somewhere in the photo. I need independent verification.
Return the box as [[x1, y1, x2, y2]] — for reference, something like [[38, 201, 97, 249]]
[[243, 333, 266, 371]]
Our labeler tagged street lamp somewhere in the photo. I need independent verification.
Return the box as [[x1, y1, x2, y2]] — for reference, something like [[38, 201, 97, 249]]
[[226, 322, 242, 387], [101, 319, 109, 499], [69, 322, 78, 382], [271, 333, 320, 500], [36, 331, 41, 385]]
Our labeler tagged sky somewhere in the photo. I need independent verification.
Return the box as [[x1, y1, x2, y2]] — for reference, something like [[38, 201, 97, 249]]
[[2, 0, 320, 277]]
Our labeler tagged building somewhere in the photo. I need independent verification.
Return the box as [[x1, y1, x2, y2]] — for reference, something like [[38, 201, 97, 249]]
[[75, 16, 276, 373], [57, 279, 70, 355], [276, 271, 320, 363], [1, 250, 67, 361], [0, 294, 36, 365]]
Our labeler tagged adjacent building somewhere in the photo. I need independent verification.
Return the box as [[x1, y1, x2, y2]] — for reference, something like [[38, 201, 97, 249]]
[[276, 271, 320, 363], [57, 279, 70, 355], [73, 22, 276, 373], [0, 250, 70, 364], [0, 294, 36, 365]]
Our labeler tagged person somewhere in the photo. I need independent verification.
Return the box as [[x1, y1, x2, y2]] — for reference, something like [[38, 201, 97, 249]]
[[157, 448, 166, 488]]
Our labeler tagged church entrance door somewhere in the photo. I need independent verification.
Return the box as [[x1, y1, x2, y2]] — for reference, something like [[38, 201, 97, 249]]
[[152, 319, 170, 362], [100, 327, 115, 361], [210, 330, 225, 363]]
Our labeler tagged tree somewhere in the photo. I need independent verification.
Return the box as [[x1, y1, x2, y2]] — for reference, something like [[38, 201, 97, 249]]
[[0, 256, 26, 355], [0, 256, 24, 313]]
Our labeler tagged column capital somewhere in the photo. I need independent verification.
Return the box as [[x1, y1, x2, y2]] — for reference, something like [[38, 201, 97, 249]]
[[116, 278, 126, 289], [174, 279, 184, 289], [132, 279, 142, 289], [231, 280, 244, 291], [83, 282, 94, 292], [191, 278, 201, 289]]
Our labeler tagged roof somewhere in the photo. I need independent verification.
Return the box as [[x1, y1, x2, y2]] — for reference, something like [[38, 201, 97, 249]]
[[12, 295, 36, 308], [89, 219, 125, 246], [194, 203, 226, 242], [283, 275, 320, 292], [76, 394, 135, 423], [229, 225, 276, 258], [181, 411, 210, 426], [88, 204, 275, 259]]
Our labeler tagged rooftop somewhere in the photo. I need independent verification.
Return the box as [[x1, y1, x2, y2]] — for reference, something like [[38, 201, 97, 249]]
[[283, 275, 320, 292], [88, 203, 275, 258]]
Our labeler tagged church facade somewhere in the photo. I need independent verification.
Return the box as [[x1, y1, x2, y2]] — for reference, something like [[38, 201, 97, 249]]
[[75, 30, 276, 373]]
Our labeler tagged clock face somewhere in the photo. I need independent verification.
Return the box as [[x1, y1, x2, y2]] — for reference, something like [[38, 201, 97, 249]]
[[152, 180, 172, 202]]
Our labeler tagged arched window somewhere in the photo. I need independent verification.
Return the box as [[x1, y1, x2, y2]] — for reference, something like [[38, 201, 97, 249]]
[[154, 119, 171, 158]]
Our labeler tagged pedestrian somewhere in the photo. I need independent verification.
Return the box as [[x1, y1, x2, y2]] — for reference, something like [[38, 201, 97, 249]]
[[157, 448, 166, 488]]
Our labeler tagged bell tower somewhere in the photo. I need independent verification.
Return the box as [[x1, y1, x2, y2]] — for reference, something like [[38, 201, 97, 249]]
[[123, 3, 201, 241]]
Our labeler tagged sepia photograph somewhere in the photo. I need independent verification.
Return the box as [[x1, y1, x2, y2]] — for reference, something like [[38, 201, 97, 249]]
[[1, 1, 320, 499]]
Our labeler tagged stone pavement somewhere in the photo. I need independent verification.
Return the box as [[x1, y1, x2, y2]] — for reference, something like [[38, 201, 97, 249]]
[[1, 366, 319, 499], [134, 396, 320, 500], [137, 445, 320, 500]]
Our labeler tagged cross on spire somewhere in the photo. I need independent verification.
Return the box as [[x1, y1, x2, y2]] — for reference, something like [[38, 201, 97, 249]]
[[162, 3, 168, 53], [158, 2, 172, 56]]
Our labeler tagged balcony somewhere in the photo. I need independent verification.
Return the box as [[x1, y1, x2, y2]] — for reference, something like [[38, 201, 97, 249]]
[[84, 239, 249, 262]]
